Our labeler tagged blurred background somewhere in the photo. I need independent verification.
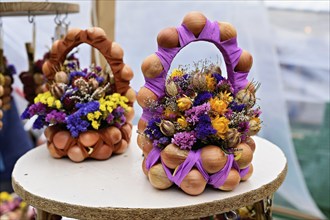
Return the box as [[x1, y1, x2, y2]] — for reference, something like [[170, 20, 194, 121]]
[[0, 1, 329, 219]]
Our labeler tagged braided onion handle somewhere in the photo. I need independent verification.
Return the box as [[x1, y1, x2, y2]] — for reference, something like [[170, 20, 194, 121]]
[[42, 27, 135, 103]]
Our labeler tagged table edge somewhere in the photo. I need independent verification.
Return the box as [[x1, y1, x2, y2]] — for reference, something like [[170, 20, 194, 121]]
[[12, 163, 287, 219]]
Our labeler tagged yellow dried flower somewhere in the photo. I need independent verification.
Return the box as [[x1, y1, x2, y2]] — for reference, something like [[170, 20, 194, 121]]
[[91, 120, 100, 129], [19, 201, 27, 208], [47, 96, 55, 107], [205, 74, 216, 91], [34, 91, 51, 104], [177, 97, 192, 111], [219, 91, 233, 104], [98, 93, 129, 117], [211, 116, 229, 139], [87, 113, 94, 121], [170, 68, 183, 78], [177, 116, 188, 128], [94, 111, 102, 120], [0, 191, 11, 202], [120, 96, 129, 103], [164, 107, 177, 118], [55, 100, 62, 109], [100, 104, 106, 111], [210, 97, 227, 115]]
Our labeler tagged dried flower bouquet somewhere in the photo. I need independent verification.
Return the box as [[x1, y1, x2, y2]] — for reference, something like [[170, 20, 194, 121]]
[[137, 12, 261, 195], [22, 27, 136, 162]]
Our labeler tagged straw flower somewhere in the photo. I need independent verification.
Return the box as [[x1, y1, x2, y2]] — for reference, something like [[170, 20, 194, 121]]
[[177, 97, 192, 111], [211, 116, 230, 139]]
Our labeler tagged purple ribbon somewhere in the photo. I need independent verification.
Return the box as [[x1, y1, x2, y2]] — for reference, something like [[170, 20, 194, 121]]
[[143, 18, 250, 189], [143, 19, 249, 120], [141, 108, 154, 121], [208, 154, 235, 188], [170, 150, 206, 186], [145, 147, 162, 170], [145, 146, 250, 189]]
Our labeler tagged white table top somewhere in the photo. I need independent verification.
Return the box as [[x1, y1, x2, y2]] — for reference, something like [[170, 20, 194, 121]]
[[12, 126, 287, 219]]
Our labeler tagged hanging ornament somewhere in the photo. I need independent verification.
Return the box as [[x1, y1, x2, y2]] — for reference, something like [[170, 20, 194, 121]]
[[0, 18, 15, 130]]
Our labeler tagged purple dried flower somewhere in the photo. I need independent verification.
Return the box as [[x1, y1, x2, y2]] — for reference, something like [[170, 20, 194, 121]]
[[65, 101, 99, 137], [33, 116, 46, 129], [254, 108, 262, 117], [66, 114, 89, 137], [7, 64, 17, 75], [82, 68, 88, 73], [173, 74, 191, 92], [153, 136, 171, 149], [106, 113, 114, 124], [21, 107, 31, 119], [152, 140, 160, 148], [193, 91, 212, 106], [186, 114, 198, 125], [225, 108, 233, 119], [68, 71, 86, 84], [28, 102, 46, 115], [95, 66, 102, 72], [217, 79, 234, 93], [145, 118, 163, 140], [172, 131, 197, 150], [62, 96, 76, 112], [212, 73, 224, 83], [195, 114, 217, 140], [114, 114, 127, 128], [230, 101, 246, 112], [45, 110, 66, 124], [86, 72, 104, 84], [185, 103, 210, 125], [113, 106, 125, 117], [95, 76, 104, 84], [238, 121, 250, 134], [67, 61, 77, 70], [76, 101, 99, 114]]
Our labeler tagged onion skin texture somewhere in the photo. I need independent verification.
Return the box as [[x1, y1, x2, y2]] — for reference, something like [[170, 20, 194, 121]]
[[78, 130, 100, 147], [182, 11, 207, 37], [52, 130, 73, 150], [201, 145, 227, 174], [67, 145, 88, 163], [180, 168, 207, 196], [245, 137, 256, 152], [241, 164, 254, 181], [157, 27, 180, 48], [137, 87, 158, 108], [142, 158, 148, 176], [141, 54, 163, 78], [235, 143, 254, 169], [148, 163, 173, 190], [113, 140, 128, 154], [219, 169, 241, 191], [160, 144, 189, 169], [137, 134, 153, 156]]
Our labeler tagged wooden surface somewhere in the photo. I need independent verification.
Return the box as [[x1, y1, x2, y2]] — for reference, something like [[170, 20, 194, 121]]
[[91, 0, 115, 68], [0, 2, 79, 17], [12, 126, 287, 220]]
